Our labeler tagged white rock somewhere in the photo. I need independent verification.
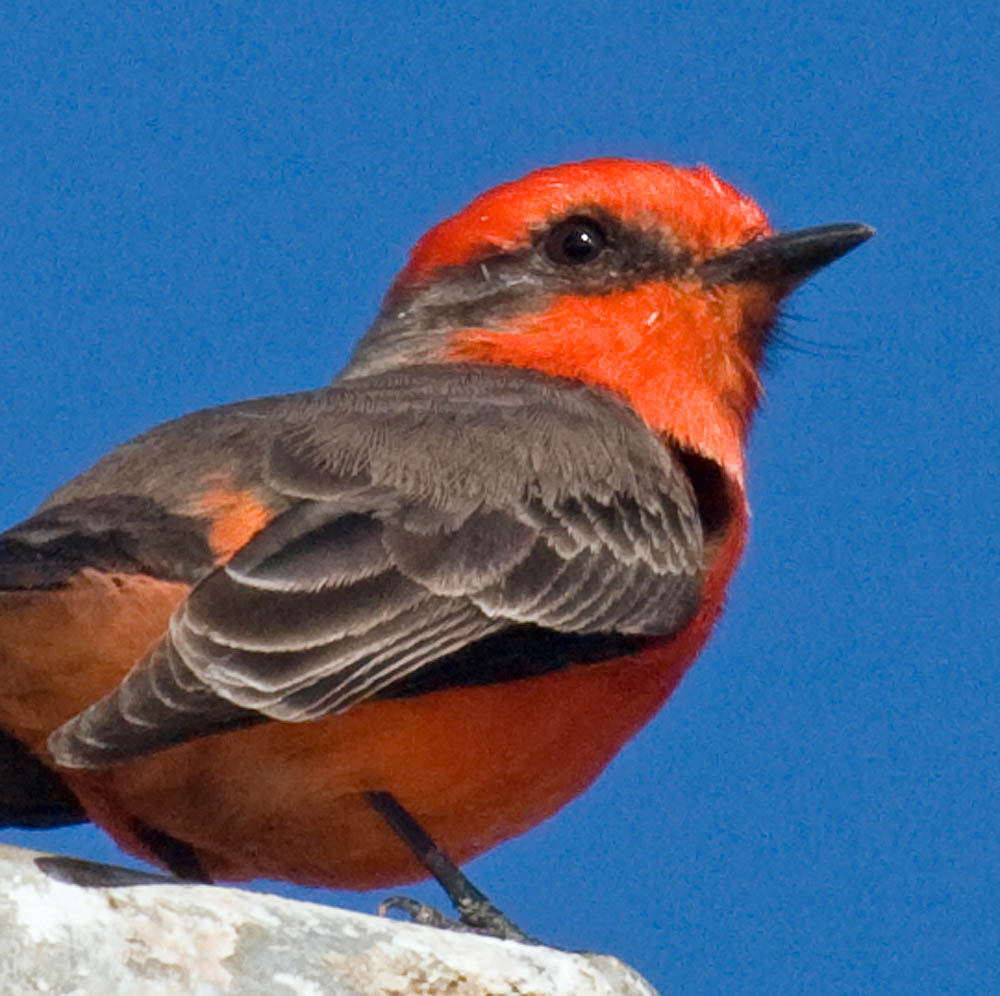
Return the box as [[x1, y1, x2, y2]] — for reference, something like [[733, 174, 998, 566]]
[[0, 843, 658, 995]]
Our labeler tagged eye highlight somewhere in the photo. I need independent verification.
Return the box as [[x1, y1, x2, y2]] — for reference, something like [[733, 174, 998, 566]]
[[544, 216, 608, 265]]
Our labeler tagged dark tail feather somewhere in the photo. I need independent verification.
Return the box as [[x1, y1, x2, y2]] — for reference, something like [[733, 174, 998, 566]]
[[0, 729, 87, 827]]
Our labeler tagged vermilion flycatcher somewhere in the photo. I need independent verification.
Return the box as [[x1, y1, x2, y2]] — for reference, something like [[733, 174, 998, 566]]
[[0, 159, 871, 939]]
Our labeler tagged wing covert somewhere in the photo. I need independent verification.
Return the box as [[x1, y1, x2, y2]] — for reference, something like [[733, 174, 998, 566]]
[[49, 366, 709, 768]]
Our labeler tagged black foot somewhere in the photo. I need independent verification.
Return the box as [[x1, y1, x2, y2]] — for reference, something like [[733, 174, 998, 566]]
[[378, 894, 536, 944], [365, 791, 537, 944]]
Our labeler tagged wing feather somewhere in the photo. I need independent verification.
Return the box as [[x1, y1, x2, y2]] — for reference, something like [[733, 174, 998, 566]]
[[49, 366, 710, 768]]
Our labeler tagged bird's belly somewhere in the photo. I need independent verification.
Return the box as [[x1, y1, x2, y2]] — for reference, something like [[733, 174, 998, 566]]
[[67, 636, 702, 890], [0, 559, 728, 891], [0, 572, 189, 751]]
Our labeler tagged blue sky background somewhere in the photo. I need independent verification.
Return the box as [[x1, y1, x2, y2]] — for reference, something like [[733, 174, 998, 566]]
[[1, 3, 996, 993]]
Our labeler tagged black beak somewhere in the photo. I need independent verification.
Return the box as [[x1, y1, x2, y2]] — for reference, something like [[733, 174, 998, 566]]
[[700, 223, 875, 288]]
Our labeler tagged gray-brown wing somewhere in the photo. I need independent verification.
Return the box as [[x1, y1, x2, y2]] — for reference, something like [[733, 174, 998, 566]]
[[49, 366, 705, 768]]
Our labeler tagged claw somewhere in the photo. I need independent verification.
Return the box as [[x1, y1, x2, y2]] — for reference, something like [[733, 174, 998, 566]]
[[378, 895, 460, 930], [378, 893, 536, 944]]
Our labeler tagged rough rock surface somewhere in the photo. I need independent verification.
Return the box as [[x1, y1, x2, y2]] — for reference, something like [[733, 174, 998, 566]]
[[0, 843, 658, 995]]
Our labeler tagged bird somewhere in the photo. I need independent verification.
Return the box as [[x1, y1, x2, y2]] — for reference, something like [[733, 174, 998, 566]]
[[0, 158, 872, 940]]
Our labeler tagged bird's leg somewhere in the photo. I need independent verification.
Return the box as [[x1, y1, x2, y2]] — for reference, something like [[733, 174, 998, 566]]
[[365, 790, 535, 944]]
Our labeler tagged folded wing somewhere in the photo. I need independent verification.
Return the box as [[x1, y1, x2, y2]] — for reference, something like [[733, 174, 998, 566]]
[[49, 366, 706, 768]]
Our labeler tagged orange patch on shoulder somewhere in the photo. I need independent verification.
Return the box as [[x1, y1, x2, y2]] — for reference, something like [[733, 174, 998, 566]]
[[189, 485, 276, 562]]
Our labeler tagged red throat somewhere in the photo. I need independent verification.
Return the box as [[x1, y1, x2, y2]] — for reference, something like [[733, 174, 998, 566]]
[[445, 280, 774, 485]]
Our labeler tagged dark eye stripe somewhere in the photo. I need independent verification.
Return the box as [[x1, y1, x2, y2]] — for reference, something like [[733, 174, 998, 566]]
[[353, 214, 696, 369]]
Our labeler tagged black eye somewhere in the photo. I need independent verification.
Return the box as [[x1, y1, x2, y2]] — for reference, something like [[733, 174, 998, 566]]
[[544, 216, 607, 265]]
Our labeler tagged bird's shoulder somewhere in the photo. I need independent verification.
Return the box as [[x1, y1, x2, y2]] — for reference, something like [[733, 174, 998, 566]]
[[2, 364, 692, 591]]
